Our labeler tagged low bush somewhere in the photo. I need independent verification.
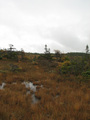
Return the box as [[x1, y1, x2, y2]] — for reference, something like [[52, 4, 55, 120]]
[[82, 70, 90, 78]]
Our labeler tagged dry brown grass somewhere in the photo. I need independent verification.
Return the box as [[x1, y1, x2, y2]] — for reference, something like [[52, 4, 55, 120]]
[[0, 58, 89, 120]]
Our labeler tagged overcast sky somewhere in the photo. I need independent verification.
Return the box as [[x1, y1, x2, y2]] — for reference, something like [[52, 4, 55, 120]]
[[0, 0, 90, 53]]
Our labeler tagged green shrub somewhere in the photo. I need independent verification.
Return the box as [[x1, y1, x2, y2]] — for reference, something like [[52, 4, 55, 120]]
[[0, 56, 3, 60], [60, 61, 71, 74], [82, 71, 90, 78], [38, 54, 52, 61]]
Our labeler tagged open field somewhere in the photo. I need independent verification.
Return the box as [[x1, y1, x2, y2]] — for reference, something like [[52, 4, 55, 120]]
[[0, 52, 90, 120]]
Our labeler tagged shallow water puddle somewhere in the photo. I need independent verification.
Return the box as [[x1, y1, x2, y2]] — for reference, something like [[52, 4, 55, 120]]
[[22, 82, 37, 92], [31, 94, 39, 104], [0, 81, 42, 104], [22, 82, 40, 104], [0, 83, 6, 90]]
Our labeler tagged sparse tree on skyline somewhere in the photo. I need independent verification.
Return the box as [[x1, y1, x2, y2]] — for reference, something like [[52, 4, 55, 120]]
[[86, 45, 89, 54]]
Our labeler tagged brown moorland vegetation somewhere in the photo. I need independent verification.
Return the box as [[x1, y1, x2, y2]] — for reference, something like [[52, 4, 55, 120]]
[[0, 50, 90, 120]]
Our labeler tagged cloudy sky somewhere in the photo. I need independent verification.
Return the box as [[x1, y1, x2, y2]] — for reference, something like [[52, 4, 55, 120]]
[[0, 0, 90, 53]]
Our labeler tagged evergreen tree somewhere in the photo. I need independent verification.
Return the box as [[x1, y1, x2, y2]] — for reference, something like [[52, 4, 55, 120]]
[[86, 45, 89, 54]]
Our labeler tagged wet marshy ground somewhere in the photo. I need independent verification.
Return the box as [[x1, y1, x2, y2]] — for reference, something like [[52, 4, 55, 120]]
[[0, 81, 43, 104], [0, 59, 89, 120], [0, 83, 6, 90]]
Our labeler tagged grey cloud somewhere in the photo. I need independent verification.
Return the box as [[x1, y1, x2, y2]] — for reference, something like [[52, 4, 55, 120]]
[[51, 28, 84, 50], [0, 0, 90, 53], [39, 26, 89, 52]]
